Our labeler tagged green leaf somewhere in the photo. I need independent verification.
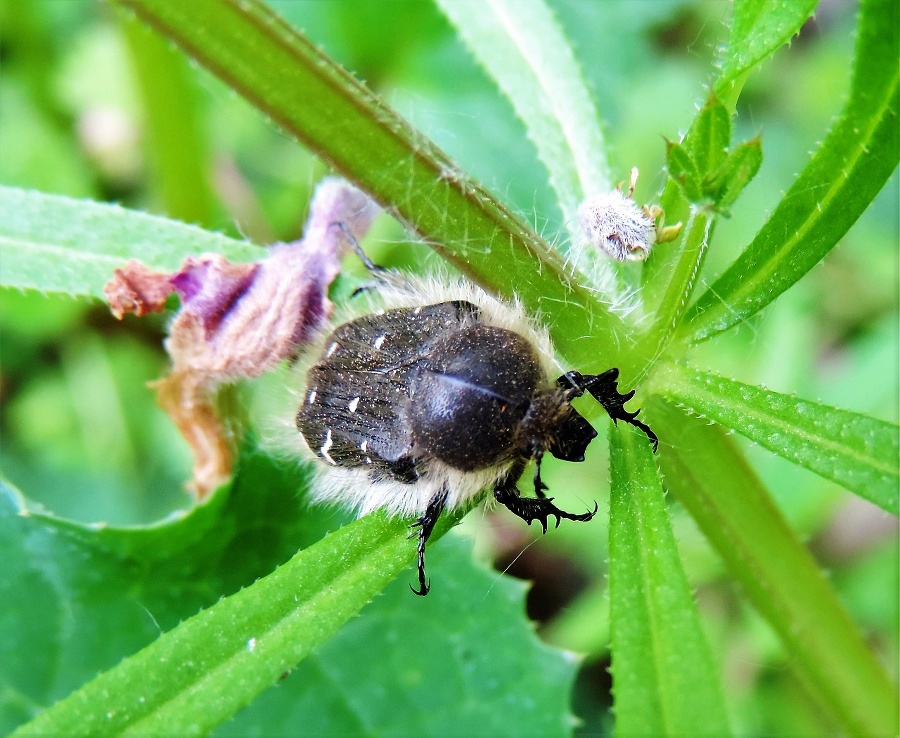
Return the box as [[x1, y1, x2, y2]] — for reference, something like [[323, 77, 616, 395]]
[[653, 362, 899, 515], [608, 425, 731, 737], [665, 140, 703, 203], [111, 0, 629, 370], [0, 449, 340, 733], [5, 447, 575, 737], [684, 0, 899, 343], [7, 484, 462, 736], [708, 137, 763, 213], [216, 538, 577, 738], [0, 186, 258, 300], [434, 0, 611, 241], [650, 401, 900, 738], [717, 0, 819, 96], [685, 94, 730, 178]]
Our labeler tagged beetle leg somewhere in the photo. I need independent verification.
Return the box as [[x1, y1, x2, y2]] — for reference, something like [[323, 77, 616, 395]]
[[408, 487, 448, 596], [560, 369, 659, 452], [494, 459, 597, 534], [587, 369, 659, 452], [532, 451, 549, 498]]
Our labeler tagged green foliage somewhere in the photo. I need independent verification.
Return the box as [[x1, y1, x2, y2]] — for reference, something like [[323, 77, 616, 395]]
[[685, 94, 730, 176], [609, 426, 730, 736], [654, 362, 899, 514], [0, 186, 257, 299], [651, 402, 897, 738], [639, 93, 761, 356], [4, 453, 570, 738], [666, 95, 762, 212], [718, 0, 820, 98], [216, 538, 577, 738], [435, 0, 610, 246], [684, 0, 899, 342], [1, 0, 897, 736]]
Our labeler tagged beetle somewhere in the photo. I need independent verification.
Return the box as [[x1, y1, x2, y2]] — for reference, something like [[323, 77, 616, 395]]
[[295, 276, 658, 595]]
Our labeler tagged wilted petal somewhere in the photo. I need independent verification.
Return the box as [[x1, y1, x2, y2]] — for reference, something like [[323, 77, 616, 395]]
[[105, 260, 177, 319], [169, 256, 260, 336], [166, 178, 378, 382]]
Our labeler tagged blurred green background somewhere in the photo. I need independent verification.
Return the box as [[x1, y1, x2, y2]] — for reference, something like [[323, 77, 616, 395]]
[[1, 1, 896, 735]]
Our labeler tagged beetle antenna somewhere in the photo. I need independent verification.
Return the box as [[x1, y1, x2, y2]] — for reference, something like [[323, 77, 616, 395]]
[[330, 221, 386, 274]]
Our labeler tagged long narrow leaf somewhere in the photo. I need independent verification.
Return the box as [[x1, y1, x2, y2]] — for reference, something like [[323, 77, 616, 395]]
[[11, 500, 461, 738], [0, 186, 257, 299], [638, 207, 713, 369], [434, 0, 610, 234], [112, 0, 629, 369], [609, 425, 731, 737], [716, 0, 819, 100], [683, 0, 899, 343], [651, 400, 899, 738], [654, 362, 899, 514]]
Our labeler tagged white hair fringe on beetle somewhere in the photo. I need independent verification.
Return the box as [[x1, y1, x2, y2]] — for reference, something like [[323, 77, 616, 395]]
[[266, 231, 660, 596]]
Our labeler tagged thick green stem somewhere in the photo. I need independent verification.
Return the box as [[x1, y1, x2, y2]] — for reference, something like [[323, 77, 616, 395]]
[[111, 0, 629, 368]]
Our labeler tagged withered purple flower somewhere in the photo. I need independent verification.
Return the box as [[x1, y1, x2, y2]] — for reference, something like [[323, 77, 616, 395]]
[[105, 178, 378, 496]]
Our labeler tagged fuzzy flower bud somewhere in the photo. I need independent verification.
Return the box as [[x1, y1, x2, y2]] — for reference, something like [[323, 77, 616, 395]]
[[577, 168, 681, 262]]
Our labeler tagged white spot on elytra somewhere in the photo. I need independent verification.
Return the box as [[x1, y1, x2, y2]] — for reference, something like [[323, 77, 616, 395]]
[[360, 439, 368, 452], [413, 306, 422, 315], [373, 334, 386, 350], [348, 397, 360, 413], [320, 429, 337, 465], [307, 389, 317, 404], [325, 341, 338, 358]]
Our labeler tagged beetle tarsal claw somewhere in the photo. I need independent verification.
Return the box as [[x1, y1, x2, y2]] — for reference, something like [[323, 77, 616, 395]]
[[564, 371, 660, 452], [494, 486, 598, 535]]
